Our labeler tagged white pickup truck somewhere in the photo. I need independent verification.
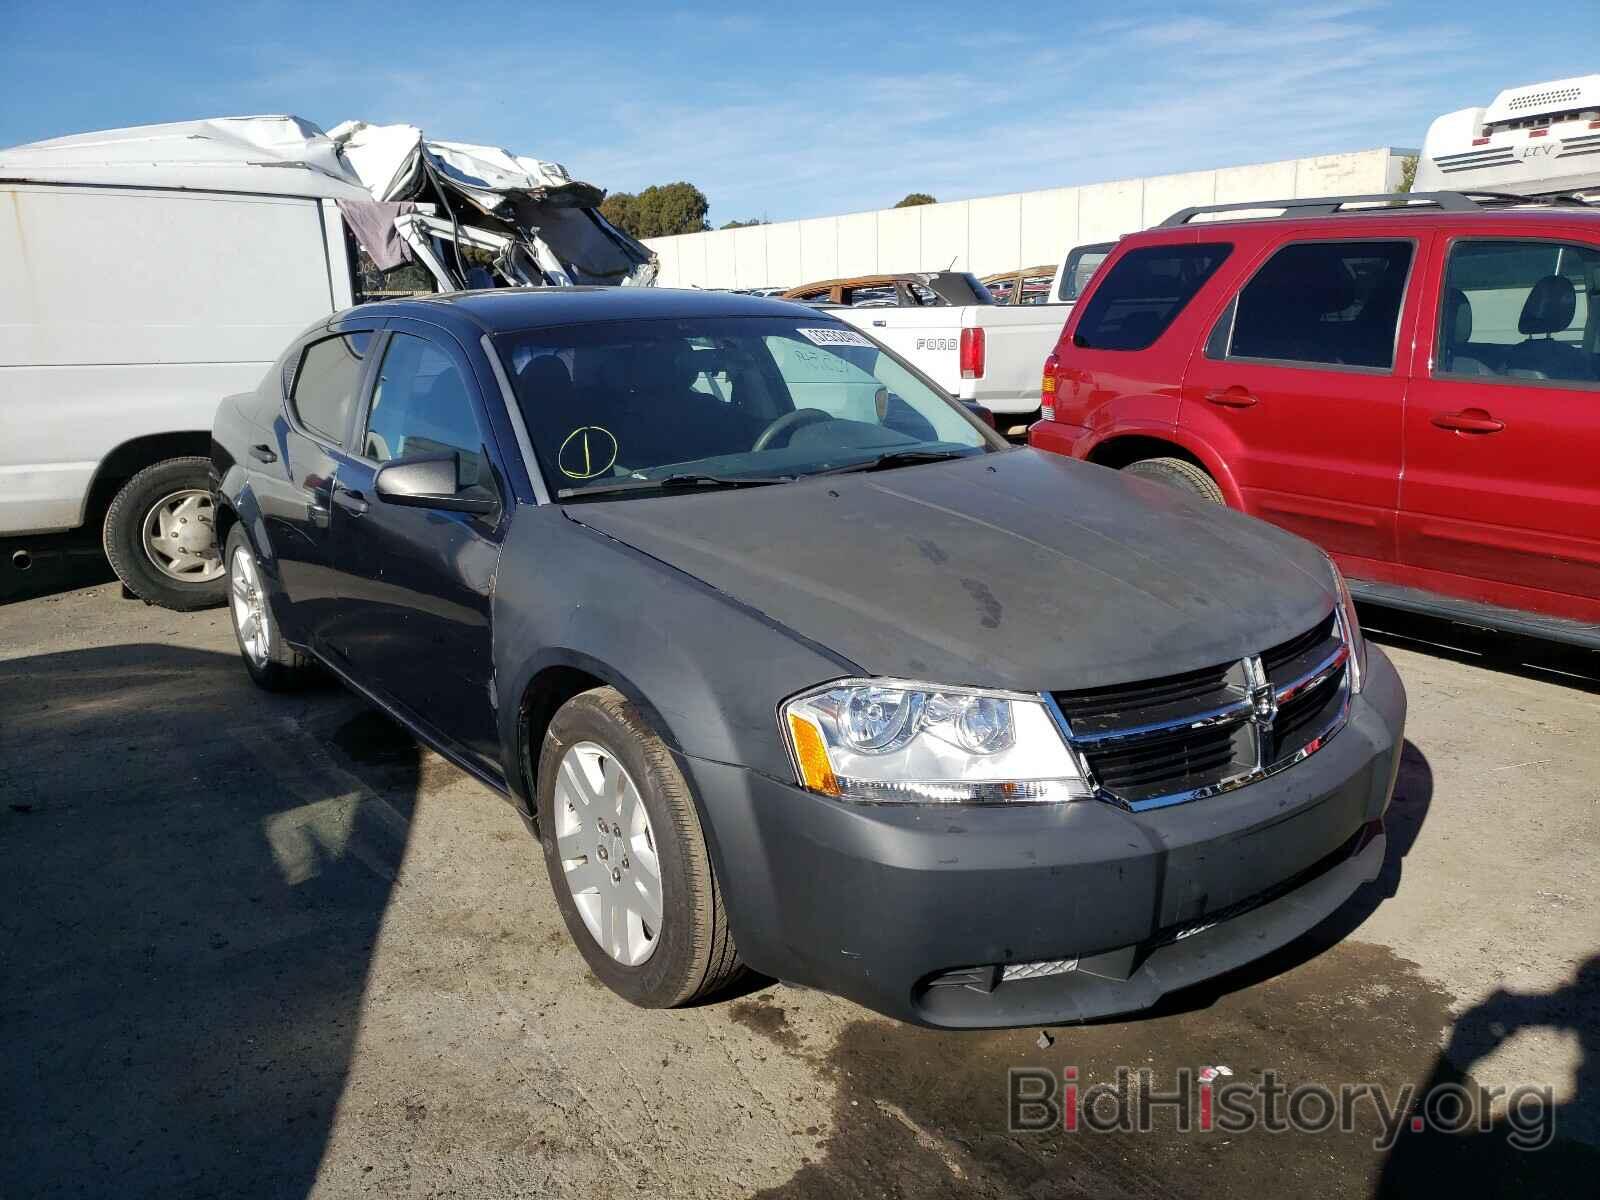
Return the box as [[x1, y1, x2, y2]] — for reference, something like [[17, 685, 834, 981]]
[[780, 256, 1125, 432], [780, 272, 1063, 430]]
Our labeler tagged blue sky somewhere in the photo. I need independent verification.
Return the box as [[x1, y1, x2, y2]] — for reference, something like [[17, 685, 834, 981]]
[[3, 1, 1596, 223]]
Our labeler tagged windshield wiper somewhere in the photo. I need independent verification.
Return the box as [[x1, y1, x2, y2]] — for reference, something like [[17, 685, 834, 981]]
[[557, 472, 795, 500], [817, 448, 975, 476]]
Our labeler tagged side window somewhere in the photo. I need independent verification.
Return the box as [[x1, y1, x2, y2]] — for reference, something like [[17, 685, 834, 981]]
[[1072, 243, 1232, 351], [290, 332, 372, 443], [346, 228, 438, 305], [1222, 240, 1413, 371], [363, 333, 488, 488], [1434, 239, 1599, 388]]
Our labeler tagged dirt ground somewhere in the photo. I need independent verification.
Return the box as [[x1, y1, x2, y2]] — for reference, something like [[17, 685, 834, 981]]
[[2, 566, 1597, 1198]]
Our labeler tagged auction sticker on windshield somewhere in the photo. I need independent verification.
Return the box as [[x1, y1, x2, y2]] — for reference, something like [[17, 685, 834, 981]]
[[797, 327, 873, 348]]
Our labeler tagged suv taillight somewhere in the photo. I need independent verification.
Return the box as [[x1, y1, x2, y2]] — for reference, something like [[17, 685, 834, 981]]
[[959, 327, 986, 380], [1040, 352, 1058, 421]]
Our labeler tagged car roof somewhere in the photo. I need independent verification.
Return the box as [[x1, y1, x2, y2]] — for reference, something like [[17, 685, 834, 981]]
[[1129, 199, 1600, 242], [354, 286, 830, 334]]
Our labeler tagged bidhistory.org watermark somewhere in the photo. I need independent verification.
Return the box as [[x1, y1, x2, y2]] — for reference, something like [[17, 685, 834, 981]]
[[1008, 1066, 1556, 1151]]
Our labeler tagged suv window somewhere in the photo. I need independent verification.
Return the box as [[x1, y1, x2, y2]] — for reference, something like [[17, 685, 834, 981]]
[[1435, 239, 1599, 388], [1072, 243, 1231, 351], [1221, 240, 1413, 371], [362, 333, 487, 487], [290, 332, 372, 443]]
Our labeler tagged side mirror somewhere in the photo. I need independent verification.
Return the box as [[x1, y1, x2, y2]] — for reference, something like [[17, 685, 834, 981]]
[[373, 455, 498, 515]]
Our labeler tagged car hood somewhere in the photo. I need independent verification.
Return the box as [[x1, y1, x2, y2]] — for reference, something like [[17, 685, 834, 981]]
[[564, 449, 1336, 693]]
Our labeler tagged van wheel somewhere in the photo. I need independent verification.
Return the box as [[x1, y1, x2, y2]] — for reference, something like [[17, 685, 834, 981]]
[[1123, 456, 1225, 504], [535, 687, 745, 1008], [102, 456, 226, 610]]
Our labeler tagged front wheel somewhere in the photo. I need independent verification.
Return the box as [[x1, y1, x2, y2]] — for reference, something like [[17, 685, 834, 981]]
[[535, 687, 745, 1007], [102, 456, 227, 610]]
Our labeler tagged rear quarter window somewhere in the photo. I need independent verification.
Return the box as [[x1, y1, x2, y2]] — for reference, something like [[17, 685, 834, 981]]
[[289, 332, 372, 444], [1072, 243, 1232, 351]]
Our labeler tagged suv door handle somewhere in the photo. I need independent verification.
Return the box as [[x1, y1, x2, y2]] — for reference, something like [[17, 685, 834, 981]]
[[333, 484, 369, 516], [1432, 409, 1504, 434], [249, 443, 278, 464], [1205, 387, 1258, 409]]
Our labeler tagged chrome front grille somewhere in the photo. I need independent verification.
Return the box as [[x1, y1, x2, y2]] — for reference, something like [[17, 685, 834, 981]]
[[1051, 610, 1349, 811]]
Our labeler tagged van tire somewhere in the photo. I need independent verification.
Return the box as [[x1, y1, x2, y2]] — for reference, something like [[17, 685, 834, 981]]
[[102, 456, 227, 611], [1123, 457, 1225, 504]]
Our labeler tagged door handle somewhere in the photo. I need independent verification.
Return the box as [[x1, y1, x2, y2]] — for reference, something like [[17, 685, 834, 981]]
[[1204, 387, 1258, 409], [1432, 409, 1504, 434], [333, 485, 370, 516], [249, 443, 278, 464], [871, 319, 887, 327]]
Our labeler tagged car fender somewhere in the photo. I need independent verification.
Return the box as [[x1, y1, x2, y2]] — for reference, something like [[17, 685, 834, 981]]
[[491, 508, 860, 798]]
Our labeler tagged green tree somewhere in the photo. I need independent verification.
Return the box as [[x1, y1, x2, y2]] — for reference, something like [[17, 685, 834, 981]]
[[720, 218, 766, 229], [600, 191, 636, 232], [600, 182, 710, 238], [1396, 154, 1418, 194], [894, 192, 937, 208]]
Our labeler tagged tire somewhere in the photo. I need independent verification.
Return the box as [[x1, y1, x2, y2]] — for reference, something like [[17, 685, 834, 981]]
[[223, 524, 315, 691], [535, 687, 745, 1008], [102, 456, 227, 610], [1122, 456, 1225, 504]]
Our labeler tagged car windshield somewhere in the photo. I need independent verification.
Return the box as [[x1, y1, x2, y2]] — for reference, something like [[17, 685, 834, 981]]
[[492, 316, 994, 497]]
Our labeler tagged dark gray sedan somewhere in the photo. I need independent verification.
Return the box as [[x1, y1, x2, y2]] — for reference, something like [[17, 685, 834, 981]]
[[211, 287, 1405, 1027]]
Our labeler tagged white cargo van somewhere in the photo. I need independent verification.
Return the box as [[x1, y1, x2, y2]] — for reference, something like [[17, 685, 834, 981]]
[[0, 115, 653, 608]]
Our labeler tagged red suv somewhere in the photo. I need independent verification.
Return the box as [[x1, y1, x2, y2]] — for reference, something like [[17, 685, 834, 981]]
[[1030, 192, 1600, 647]]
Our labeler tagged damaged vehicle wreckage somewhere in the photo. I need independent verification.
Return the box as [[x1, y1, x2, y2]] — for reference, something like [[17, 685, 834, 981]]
[[212, 286, 1407, 1028], [0, 115, 653, 608]]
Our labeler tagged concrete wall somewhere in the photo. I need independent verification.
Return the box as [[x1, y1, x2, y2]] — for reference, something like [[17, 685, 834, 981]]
[[645, 148, 1411, 290]]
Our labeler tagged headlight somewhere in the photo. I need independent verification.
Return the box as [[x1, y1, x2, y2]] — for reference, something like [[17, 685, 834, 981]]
[[780, 679, 1092, 803], [1330, 561, 1367, 694]]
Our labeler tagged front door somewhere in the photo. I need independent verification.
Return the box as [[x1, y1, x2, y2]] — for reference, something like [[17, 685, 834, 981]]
[[1398, 232, 1600, 622], [324, 321, 508, 771], [1180, 236, 1420, 569]]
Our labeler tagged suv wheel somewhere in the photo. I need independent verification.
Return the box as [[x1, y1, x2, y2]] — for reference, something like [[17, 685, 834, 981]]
[[102, 456, 227, 610], [224, 525, 315, 690], [1123, 456, 1225, 504], [535, 687, 745, 1007]]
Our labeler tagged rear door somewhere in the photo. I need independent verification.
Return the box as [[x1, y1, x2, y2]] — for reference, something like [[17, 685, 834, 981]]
[[263, 323, 381, 641], [323, 319, 509, 770], [1397, 230, 1600, 621], [1179, 235, 1421, 568]]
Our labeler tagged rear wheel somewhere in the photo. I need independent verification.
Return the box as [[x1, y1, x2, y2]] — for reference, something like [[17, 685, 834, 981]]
[[1122, 456, 1225, 504], [224, 524, 314, 691], [535, 687, 745, 1007], [102, 456, 226, 610]]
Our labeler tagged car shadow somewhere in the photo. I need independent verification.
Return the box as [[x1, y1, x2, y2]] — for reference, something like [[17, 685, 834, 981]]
[[0, 643, 418, 1199], [1375, 954, 1600, 1193], [1103, 737, 1434, 1024]]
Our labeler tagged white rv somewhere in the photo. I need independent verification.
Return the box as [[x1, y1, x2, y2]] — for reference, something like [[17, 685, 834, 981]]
[[0, 116, 653, 608], [1416, 73, 1600, 198]]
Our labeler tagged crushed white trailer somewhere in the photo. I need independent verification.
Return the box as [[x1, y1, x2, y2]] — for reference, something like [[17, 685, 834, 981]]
[[0, 115, 653, 608]]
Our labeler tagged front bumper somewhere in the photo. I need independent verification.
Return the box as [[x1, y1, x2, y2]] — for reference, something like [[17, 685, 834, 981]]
[[683, 645, 1405, 1028]]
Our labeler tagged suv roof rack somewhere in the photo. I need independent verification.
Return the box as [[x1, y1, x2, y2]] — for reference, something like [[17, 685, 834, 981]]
[[1159, 190, 1595, 227]]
